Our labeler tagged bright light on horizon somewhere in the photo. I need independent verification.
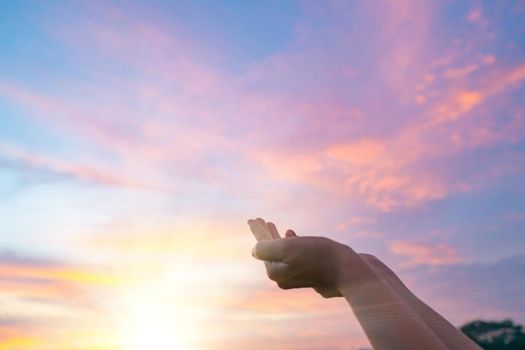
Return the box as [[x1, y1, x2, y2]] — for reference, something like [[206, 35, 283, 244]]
[[1, 1, 524, 348], [121, 283, 195, 350]]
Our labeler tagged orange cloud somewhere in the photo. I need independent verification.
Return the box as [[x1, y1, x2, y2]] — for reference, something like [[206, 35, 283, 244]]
[[430, 90, 483, 122], [0, 335, 40, 350], [326, 139, 386, 166], [0, 259, 124, 346], [431, 63, 525, 124], [253, 133, 450, 211], [0, 249, 126, 316]]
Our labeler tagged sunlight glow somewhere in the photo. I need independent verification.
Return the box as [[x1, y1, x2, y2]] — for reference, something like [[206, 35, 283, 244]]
[[120, 280, 195, 350]]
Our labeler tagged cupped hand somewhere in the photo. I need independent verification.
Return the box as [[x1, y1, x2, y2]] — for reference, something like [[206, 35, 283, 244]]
[[247, 218, 361, 297]]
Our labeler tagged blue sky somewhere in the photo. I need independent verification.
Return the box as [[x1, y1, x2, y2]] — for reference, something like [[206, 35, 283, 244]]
[[1, 1, 525, 349]]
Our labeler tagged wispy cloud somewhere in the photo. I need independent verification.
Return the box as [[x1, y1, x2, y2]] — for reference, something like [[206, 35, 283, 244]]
[[0, 248, 126, 348], [1, 0, 524, 348], [2, 0, 524, 212], [389, 240, 463, 267], [0, 142, 170, 191]]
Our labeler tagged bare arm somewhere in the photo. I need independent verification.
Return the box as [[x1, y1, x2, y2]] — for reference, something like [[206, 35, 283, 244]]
[[356, 253, 482, 350], [247, 218, 481, 350]]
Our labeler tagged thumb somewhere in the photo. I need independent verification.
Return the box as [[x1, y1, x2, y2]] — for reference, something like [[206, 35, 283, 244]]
[[285, 229, 297, 238]]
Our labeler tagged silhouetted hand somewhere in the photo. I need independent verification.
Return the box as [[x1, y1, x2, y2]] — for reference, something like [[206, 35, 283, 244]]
[[247, 218, 361, 295], [247, 217, 483, 350]]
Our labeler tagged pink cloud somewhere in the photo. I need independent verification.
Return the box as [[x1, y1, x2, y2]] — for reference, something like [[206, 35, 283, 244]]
[[244, 56, 525, 211], [336, 216, 376, 232], [227, 2, 524, 211], [2, 0, 524, 214], [467, 10, 482, 23], [0, 142, 171, 191], [1, 2, 524, 349], [389, 240, 463, 267], [354, 231, 384, 239], [444, 64, 480, 79]]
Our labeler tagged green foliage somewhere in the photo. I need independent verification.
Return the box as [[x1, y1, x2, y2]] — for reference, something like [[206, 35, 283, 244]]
[[460, 319, 525, 350]]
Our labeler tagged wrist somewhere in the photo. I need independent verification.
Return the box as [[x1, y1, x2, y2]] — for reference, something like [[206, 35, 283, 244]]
[[335, 248, 379, 296]]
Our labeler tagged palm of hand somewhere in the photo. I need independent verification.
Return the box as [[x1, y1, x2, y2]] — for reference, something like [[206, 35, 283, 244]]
[[248, 217, 343, 298]]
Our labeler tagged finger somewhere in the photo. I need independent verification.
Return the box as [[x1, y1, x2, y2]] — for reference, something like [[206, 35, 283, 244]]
[[247, 218, 273, 241], [253, 239, 287, 262], [266, 222, 281, 239], [314, 287, 342, 298], [256, 217, 271, 234], [277, 278, 312, 290], [265, 261, 288, 281], [285, 229, 297, 237], [257, 217, 277, 240]]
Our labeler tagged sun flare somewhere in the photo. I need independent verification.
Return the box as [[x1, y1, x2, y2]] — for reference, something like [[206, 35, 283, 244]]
[[119, 281, 195, 350]]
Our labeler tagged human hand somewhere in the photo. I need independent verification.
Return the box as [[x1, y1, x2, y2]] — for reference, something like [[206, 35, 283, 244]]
[[248, 219, 481, 350], [247, 218, 362, 296]]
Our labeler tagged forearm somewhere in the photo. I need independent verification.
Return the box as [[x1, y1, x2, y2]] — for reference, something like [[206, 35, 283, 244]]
[[358, 255, 482, 350], [247, 219, 481, 349], [338, 254, 481, 350], [339, 261, 448, 350], [396, 291, 482, 350]]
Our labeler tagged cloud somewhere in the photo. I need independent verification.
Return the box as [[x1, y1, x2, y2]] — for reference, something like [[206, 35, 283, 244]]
[[0, 315, 36, 329], [0, 80, 136, 153], [0, 330, 39, 350], [0, 142, 174, 192], [0, 249, 61, 268], [444, 64, 480, 79], [336, 216, 376, 231], [232, 0, 525, 211], [81, 219, 252, 262], [2, 0, 524, 213], [389, 240, 463, 267], [1, 2, 524, 348], [0, 248, 124, 348], [248, 52, 525, 210], [0, 247, 124, 289], [219, 284, 369, 350], [354, 231, 384, 239], [230, 285, 329, 315], [467, 10, 482, 23]]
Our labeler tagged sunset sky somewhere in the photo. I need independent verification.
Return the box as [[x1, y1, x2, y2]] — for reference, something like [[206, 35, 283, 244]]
[[1, 1, 525, 349]]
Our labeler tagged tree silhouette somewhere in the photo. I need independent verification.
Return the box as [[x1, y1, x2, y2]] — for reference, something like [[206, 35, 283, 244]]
[[460, 319, 525, 350]]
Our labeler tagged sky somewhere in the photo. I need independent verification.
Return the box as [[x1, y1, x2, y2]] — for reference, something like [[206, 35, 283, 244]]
[[0, 0, 524, 349]]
